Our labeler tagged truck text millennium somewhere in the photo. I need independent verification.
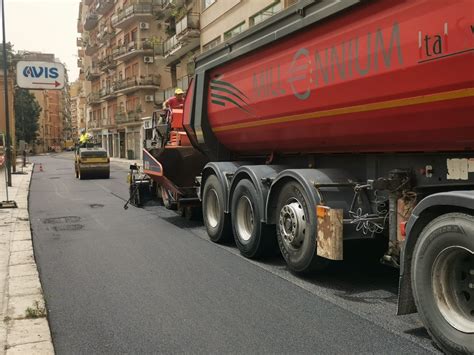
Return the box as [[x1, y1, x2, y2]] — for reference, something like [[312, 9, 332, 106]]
[[129, 1, 474, 353]]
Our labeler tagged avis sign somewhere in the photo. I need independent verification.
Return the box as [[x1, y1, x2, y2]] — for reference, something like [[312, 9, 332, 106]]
[[16, 61, 65, 90]]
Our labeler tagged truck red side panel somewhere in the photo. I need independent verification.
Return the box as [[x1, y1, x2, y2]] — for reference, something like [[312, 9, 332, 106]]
[[206, 0, 474, 154]]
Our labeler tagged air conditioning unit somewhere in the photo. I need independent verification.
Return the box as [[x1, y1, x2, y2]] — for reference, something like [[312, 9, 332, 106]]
[[139, 22, 150, 30], [145, 95, 154, 102], [143, 56, 154, 64]]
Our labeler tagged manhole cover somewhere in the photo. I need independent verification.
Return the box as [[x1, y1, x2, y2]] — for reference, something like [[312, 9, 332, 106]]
[[52, 224, 84, 231], [89, 204, 104, 208], [43, 216, 81, 224]]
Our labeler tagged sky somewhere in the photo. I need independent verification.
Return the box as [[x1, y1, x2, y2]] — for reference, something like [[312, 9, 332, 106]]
[[3, 0, 80, 81]]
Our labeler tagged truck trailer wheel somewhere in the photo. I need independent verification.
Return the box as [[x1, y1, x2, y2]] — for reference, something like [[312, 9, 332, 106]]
[[231, 179, 276, 258], [276, 181, 329, 273], [202, 175, 232, 243], [411, 213, 474, 355]]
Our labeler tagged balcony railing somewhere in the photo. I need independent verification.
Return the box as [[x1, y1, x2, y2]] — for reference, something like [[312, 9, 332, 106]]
[[87, 92, 101, 105], [98, 55, 117, 70], [163, 31, 199, 64], [85, 42, 100, 56], [111, 4, 153, 29], [113, 39, 162, 61], [163, 34, 178, 54], [99, 86, 118, 99], [162, 0, 184, 10], [102, 117, 114, 127], [85, 66, 101, 80], [96, 0, 115, 15], [176, 12, 200, 38], [84, 12, 99, 31], [115, 75, 161, 93], [115, 111, 140, 124], [98, 26, 115, 43]]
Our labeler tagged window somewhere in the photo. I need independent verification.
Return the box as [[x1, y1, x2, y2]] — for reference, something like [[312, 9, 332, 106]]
[[224, 22, 245, 41], [203, 36, 221, 52], [250, 2, 282, 27], [203, 0, 216, 10]]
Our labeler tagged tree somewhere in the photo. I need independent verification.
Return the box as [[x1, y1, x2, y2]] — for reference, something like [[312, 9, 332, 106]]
[[14, 88, 41, 144], [0, 42, 15, 69]]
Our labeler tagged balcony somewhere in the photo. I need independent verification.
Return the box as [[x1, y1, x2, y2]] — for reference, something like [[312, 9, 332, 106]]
[[175, 12, 200, 41], [85, 41, 100, 56], [162, 0, 184, 10], [96, 0, 115, 15], [115, 111, 141, 125], [98, 26, 115, 44], [76, 37, 83, 47], [99, 86, 118, 100], [115, 75, 161, 95], [89, 120, 102, 130], [163, 33, 199, 65], [78, 48, 85, 57], [102, 117, 115, 128], [77, 20, 84, 33], [85, 66, 101, 80], [84, 12, 99, 31], [113, 39, 158, 62], [111, 4, 154, 29], [98, 55, 117, 70], [87, 92, 102, 105], [77, 58, 83, 68]]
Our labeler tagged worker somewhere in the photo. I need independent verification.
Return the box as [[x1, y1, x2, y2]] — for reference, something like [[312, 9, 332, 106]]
[[79, 129, 92, 146], [163, 88, 185, 110]]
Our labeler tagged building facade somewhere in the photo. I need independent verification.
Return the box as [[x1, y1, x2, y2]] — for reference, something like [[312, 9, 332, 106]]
[[76, 0, 296, 159]]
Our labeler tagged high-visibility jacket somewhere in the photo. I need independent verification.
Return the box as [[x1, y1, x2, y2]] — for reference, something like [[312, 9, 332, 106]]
[[79, 133, 89, 144]]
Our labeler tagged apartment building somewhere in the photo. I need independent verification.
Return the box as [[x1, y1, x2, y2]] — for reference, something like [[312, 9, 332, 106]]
[[70, 80, 84, 138], [160, 0, 200, 102], [200, 0, 297, 52], [78, 0, 176, 160], [77, 0, 296, 160]]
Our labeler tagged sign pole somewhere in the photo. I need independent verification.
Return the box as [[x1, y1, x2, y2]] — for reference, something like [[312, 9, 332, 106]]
[[1, 0, 12, 187]]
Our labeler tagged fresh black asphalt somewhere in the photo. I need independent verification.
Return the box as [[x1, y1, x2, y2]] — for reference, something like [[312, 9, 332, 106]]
[[29, 153, 439, 354]]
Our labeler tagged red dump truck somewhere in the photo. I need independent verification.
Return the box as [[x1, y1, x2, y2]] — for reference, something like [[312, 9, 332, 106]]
[[130, 1, 474, 352]]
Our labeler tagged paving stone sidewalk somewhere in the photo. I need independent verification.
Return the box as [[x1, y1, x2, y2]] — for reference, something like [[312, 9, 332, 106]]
[[0, 163, 54, 354]]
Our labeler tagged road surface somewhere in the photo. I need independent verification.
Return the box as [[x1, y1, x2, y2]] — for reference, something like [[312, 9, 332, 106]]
[[29, 153, 439, 354]]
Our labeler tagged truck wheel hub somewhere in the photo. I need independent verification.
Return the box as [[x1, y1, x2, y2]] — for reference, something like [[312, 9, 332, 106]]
[[279, 202, 305, 247], [206, 189, 220, 228], [432, 245, 474, 333], [236, 196, 254, 241]]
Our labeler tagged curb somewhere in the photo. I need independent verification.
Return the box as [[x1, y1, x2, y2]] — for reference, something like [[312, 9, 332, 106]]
[[0, 164, 54, 354]]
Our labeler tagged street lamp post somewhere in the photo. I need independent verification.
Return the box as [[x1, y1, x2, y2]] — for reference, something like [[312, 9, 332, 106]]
[[1, 0, 12, 187]]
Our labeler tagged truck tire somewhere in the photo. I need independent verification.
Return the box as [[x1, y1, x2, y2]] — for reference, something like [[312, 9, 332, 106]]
[[275, 181, 329, 273], [231, 179, 276, 258], [411, 213, 474, 355], [202, 175, 232, 243]]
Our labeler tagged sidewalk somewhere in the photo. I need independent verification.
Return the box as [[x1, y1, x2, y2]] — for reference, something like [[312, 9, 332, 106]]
[[110, 157, 141, 168], [0, 163, 54, 354]]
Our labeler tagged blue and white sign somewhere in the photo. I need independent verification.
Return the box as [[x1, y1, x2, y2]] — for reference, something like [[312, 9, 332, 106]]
[[16, 61, 65, 90]]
